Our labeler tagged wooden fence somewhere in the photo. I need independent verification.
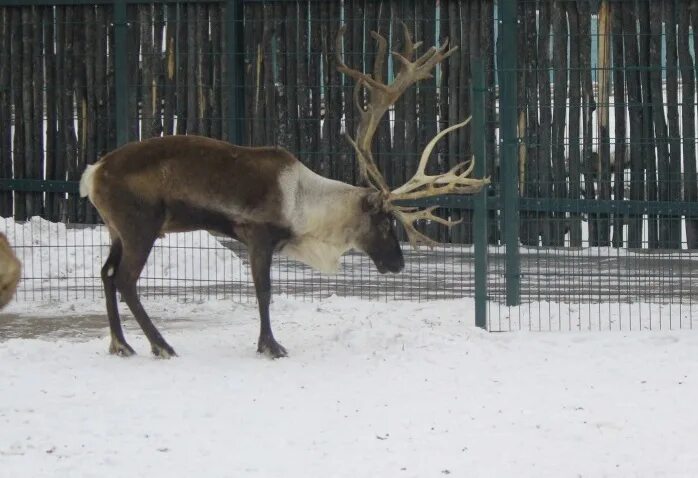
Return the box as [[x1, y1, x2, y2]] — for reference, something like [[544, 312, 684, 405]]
[[0, 0, 696, 249]]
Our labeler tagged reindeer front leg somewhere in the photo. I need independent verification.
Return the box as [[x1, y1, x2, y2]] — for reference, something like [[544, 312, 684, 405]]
[[248, 227, 288, 359]]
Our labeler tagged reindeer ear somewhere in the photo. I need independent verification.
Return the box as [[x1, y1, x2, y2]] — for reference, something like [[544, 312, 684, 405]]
[[361, 191, 384, 214]]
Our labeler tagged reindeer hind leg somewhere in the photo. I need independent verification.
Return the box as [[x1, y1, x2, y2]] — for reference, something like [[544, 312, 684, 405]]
[[102, 237, 135, 356], [112, 214, 177, 358]]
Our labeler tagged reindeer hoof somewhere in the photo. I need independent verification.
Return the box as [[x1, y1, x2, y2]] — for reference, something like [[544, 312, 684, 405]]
[[109, 340, 136, 357], [151, 343, 177, 359], [257, 335, 288, 359]]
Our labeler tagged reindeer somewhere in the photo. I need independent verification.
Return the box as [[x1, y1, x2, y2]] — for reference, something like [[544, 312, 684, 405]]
[[79, 22, 489, 359], [0, 232, 20, 310]]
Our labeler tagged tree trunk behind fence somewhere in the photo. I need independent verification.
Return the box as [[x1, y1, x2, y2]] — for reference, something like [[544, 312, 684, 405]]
[[62, 6, 77, 222], [681, 0, 698, 248], [596, 1, 611, 246], [186, 3, 197, 136], [164, 5, 176, 136], [482, 0, 497, 245], [638, 1, 657, 249], [220, 3, 228, 141], [153, 3, 164, 137], [54, 7, 66, 221], [551, 1, 568, 246], [445, 0, 463, 243], [127, 5, 139, 142], [649, 1, 671, 249], [374, 2, 392, 191], [284, 2, 299, 154], [578, 0, 596, 246], [21, 7, 36, 219], [611, 1, 626, 248], [0, 9, 11, 217], [623, 1, 643, 249], [297, 3, 313, 162], [210, 4, 221, 140], [263, 4, 275, 145], [95, 6, 107, 159], [4, 0, 696, 241], [84, 5, 97, 223], [521, 1, 539, 246], [326, 1, 343, 182], [311, 2, 328, 177], [566, 1, 582, 247], [11, 8, 25, 220], [664, 0, 681, 249], [403, 1, 417, 194], [196, 3, 210, 137], [140, 5, 153, 140], [32, 7, 44, 218], [537, 0, 552, 246], [309, 2, 321, 169], [176, 4, 187, 135]]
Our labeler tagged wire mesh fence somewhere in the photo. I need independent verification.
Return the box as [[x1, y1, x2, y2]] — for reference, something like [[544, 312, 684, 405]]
[[1, 0, 698, 333], [487, 0, 698, 331]]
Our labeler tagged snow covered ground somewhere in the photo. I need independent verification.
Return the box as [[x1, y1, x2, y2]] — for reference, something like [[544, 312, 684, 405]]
[[2, 296, 698, 477]]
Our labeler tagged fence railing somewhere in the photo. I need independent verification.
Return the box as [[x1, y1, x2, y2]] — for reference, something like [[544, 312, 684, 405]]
[[1, 0, 698, 331]]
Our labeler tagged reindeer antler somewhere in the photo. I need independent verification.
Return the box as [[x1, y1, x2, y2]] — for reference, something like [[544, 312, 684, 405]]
[[337, 22, 490, 248]]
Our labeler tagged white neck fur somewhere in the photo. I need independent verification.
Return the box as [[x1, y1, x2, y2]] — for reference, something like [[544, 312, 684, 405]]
[[277, 162, 365, 273]]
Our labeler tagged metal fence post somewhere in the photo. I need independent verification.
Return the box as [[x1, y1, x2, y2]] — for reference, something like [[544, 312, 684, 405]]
[[472, 57, 488, 329], [113, 0, 128, 147], [499, 0, 521, 306], [226, 0, 244, 144]]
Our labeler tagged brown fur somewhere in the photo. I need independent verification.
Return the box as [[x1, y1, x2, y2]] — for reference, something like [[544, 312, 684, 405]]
[[91, 135, 296, 240]]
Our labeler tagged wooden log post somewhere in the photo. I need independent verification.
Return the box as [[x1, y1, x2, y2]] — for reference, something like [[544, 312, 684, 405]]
[[152, 3, 164, 137], [140, 5, 153, 139], [623, 1, 644, 249], [21, 7, 35, 218], [283, 1, 299, 153], [681, 0, 698, 248], [0, 8, 11, 217], [175, 3, 187, 135], [649, 1, 672, 248], [163, 4, 176, 136], [196, 3, 210, 137], [611, 0, 626, 248], [209, 4, 222, 139], [566, 1, 582, 246], [578, 0, 596, 246], [664, 0, 681, 249], [596, 0, 611, 246], [186, 3, 196, 135], [127, 5, 140, 141], [11, 7, 25, 220], [639, 1, 657, 249], [521, 0, 539, 246], [84, 5, 97, 223], [551, 1, 569, 246], [262, 3, 275, 147]]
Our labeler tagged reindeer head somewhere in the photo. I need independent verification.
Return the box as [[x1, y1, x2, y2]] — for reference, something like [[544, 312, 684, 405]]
[[337, 22, 490, 250]]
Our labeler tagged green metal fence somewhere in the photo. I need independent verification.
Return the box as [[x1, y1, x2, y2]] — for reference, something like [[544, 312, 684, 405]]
[[1, 0, 697, 332]]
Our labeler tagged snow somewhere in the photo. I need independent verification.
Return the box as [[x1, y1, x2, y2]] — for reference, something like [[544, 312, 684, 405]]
[[2, 216, 697, 476], [2, 296, 698, 477], [0, 217, 248, 290]]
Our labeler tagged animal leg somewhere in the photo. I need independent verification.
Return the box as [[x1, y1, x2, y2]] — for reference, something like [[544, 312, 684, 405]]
[[249, 233, 287, 358], [101, 238, 135, 356], [114, 233, 177, 358]]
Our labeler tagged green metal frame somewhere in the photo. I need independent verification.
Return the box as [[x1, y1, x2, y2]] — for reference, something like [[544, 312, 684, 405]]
[[498, 0, 520, 307]]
